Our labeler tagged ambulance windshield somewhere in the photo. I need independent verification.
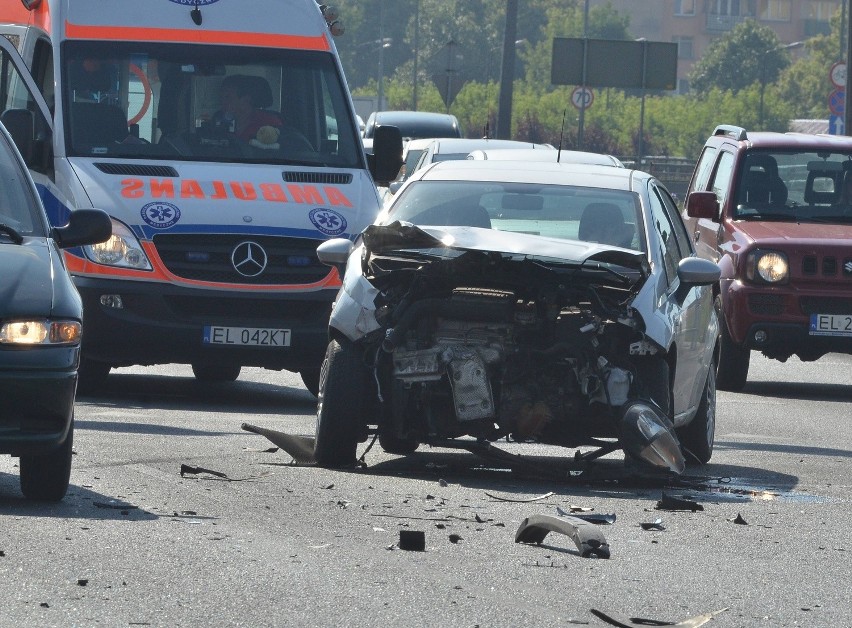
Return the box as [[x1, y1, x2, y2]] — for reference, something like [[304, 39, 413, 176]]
[[62, 41, 362, 168]]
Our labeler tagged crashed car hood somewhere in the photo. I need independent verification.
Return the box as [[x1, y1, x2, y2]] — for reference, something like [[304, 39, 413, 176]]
[[364, 222, 650, 274], [0, 241, 55, 317]]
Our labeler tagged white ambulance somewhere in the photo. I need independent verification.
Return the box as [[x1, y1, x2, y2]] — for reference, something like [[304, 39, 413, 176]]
[[0, 0, 402, 393]]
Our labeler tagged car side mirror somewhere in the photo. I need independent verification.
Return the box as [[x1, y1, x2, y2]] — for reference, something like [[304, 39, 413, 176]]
[[686, 191, 720, 222], [317, 238, 354, 273], [674, 256, 720, 303], [53, 209, 112, 248], [368, 125, 403, 187]]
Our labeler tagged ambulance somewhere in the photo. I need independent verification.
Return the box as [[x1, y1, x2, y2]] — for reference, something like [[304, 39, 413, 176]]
[[0, 0, 402, 393]]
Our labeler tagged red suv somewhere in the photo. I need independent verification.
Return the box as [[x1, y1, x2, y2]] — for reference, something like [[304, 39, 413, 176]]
[[683, 125, 852, 391]]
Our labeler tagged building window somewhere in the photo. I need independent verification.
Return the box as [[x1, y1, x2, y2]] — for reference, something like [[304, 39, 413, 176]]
[[759, 0, 792, 21], [804, 1, 841, 21], [674, 0, 696, 16], [709, 0, 754, 17], [673, 36, 694, 60]]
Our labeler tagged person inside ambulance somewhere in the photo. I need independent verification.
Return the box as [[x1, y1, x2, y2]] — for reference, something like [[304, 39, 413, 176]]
[[214, 74, 283, 145]]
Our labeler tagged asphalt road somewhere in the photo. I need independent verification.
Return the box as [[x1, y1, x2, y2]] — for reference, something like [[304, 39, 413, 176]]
[[1, 354, 850, 627]]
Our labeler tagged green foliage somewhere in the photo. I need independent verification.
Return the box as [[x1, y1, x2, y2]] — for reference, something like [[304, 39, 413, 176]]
[[688, 19, 787, 94]]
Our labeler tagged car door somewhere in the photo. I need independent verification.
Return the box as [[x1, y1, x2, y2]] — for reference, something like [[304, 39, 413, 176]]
[[649, 181, 707, 423]]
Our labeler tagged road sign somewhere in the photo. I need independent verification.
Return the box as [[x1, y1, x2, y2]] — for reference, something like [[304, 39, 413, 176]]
[[830, 61, 847, 89], [829, 89, 845, 116], [571, 86, 594, 110], [829, 114, 845, 135]]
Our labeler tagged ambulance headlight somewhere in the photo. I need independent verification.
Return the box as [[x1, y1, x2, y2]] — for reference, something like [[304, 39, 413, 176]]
[[84, 220, 152, 270]]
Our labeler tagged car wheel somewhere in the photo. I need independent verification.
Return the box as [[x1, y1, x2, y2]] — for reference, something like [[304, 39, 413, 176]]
[[378, 432, 419, 456], [635, 356, 671, 418], [299, 368, 321, 398], [191, 363, 241, 382], [677, 365, 716, 465], [715, 295, 749, 391], [77, 357, 111, 394], [314, 339, 367, 468], [19, 420, 74, 502]]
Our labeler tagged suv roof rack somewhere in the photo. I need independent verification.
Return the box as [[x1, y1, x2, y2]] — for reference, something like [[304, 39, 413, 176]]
[[713, 125, 748, 141]]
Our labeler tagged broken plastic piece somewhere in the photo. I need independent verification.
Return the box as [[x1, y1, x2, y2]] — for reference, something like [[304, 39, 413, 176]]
[[731, 513, 748, 525], [655, 492, 703, 512], [515, 514, 610, 559], [591, 607, 727, 627], [556, 509, 616, 525], [180, 464, 228, 479], [640, 518, 665, 531], [398, 530, 426, 551], [241, 423, 315, 464], [485, 491, 554, 503]]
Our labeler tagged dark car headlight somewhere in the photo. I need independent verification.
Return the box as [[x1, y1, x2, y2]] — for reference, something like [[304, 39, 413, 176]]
[[0, 320, 82, 345], [745, 250, 788, 284]]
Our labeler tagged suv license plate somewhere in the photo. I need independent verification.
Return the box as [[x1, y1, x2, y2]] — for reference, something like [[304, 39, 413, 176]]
[[203, 326, 291, 346], [809, 314, 852, 337]]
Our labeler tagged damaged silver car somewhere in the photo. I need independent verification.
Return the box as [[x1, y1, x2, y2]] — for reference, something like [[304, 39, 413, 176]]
[[314, 161, 720, 474]]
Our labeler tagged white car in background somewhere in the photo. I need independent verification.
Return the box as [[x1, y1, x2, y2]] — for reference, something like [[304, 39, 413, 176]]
[[467, 147, 624, 167]]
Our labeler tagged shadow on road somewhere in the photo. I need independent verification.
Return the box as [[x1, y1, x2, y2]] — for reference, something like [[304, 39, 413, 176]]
[[740, 380, 852, 402]]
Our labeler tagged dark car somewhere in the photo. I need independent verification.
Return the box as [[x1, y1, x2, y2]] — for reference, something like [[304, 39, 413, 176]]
[[684, 124, 852, 391], [314, 160, 720, 473], [0, 124, 111, 501], [362, 110, 461, 142]]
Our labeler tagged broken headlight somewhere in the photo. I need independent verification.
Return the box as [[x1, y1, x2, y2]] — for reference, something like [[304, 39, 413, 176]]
[[620, 401, 685, 474]]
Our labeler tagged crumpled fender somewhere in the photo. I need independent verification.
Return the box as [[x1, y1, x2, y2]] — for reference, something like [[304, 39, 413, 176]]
[[328, 244, 380, 342], [515, 514, 610, 558]]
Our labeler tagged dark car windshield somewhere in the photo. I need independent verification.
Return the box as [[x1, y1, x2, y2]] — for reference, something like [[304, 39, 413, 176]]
[[62, 41, 362, 168], [0, 133, 43, 238], [734, 150, 852, 222], [383, 180, 645, 252]]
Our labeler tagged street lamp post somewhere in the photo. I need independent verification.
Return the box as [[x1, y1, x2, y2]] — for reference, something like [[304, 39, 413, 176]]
[[759, 41, 803, 128]]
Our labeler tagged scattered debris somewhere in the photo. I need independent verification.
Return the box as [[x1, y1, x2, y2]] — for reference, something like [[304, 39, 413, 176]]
[[93, 500, 137, 510], [448, 534, 463, 544], [655, 492, 704, 512], [485, 491, 555, 503], [438, 479, 448, 487], [241, 422, 316, 464], [398, 530, 426, 552], [371, 513, 450, 522], [731, 513, 748, 525], [180, 464, 228, 479], [516, 514, 610, 559], [590, 607, 728, 627], [556, 508, 616, 525], [243, 446, 279, 454], [640, 518, 665, 531], [77, 579, 88, 587]]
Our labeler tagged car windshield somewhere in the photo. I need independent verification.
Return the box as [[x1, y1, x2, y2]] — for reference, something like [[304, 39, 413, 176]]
[[62, 41, 362, 168], [384, 180, 645, 252], [734, 150, 852, 222], [0, 133, 43, 238]]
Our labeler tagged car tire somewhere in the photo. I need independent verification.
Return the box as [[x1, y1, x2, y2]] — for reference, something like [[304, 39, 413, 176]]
[[715, 295, 749, 391], [378, 432, 419, 456], [677, 365, 716, 465], [191, 363, 241, 382], [635, 356, 671, 418], [19, 420, 74, 502], [314, 339, 367, 468], [299, 368, 321, 398], [76, 357, 111, 394]]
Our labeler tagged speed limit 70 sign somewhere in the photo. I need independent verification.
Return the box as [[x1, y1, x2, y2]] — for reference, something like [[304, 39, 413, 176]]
[[571, 86, 594, 110]]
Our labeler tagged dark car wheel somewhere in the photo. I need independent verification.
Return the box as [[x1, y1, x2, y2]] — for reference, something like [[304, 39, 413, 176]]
[[299, 368, 321, 398], [314, 339, 368, 468], [192, 363, 241, 382], [378, 432, 419, 456], [76, 357, 111, 394], [19, 420, 74, 502], [677, 365, 716, 465], [715, 295, 750, 392]]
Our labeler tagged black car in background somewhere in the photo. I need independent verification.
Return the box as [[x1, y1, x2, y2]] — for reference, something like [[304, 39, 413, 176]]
[[0, 123, 111, 501]]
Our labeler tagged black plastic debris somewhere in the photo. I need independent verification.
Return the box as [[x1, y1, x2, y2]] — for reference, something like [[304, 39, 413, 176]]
[[180, 464, 228, 479], [241, 423, 315, 464], [77, 579, 88, 587], [591, 607, 728, 627], [640, 518, 666, 531], [731, 513, 748, 525], [516, 514, 610, 559], [556, 508, 616, 525], [398, 530, 426, 551], [655, 492, 703, 512], [448, 534, 463, 544]]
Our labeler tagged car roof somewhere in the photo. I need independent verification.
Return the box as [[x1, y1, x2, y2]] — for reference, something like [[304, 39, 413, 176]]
[[467, 147, 622, 166], [365, 111, 461, 139], [412, 159, 641, 191], [709, 125, 852, 150], [424, 138, 553, 154]]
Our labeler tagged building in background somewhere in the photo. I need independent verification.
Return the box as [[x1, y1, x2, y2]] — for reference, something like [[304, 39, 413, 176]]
[[591, 0, 842, 93]]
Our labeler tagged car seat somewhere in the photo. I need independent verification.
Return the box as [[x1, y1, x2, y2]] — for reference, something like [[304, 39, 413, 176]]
[[740, 154, 788, 207], [578, 202, 634, 248]]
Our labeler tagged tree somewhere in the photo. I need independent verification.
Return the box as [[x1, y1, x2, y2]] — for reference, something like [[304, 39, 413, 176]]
[[689, 19, 789, 94]]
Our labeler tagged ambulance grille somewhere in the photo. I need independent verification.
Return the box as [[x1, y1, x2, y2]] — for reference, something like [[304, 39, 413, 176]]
[[283, 171, 352, 184], [153, 234, 331, 285], [94, 163, 179, 177]]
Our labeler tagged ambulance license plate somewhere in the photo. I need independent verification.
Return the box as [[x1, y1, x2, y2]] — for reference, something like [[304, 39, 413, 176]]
[[809, 314, 852, 337], [203, 326, 291, 346]]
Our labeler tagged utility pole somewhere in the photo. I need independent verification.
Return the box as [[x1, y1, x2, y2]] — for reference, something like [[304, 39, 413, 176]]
[[496, 0, 518, 139], [577, 0, 590, 149]]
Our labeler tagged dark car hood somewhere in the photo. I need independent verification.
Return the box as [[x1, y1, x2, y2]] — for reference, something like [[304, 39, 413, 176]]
[[0, 241, 55, 317], [364, 222, 650, 274]]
